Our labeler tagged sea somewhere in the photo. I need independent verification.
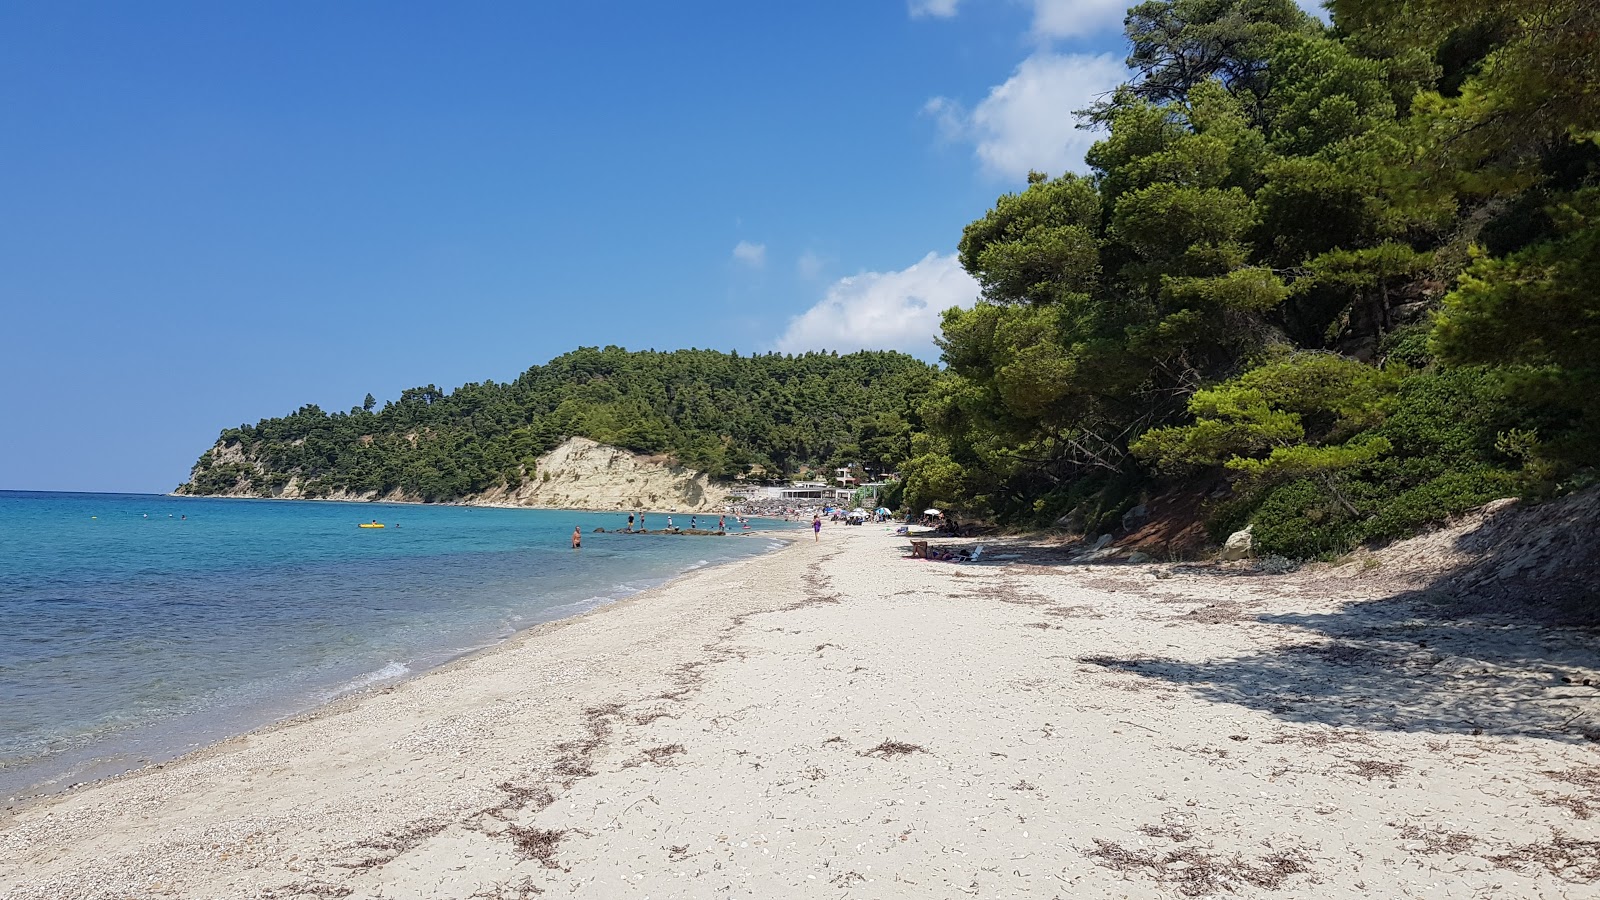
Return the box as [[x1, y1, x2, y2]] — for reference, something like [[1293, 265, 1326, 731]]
[[0, 490, 791, 799]]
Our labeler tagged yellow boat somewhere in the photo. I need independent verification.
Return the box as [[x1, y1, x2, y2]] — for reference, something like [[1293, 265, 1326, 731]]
[[359, 522, 385, 529]]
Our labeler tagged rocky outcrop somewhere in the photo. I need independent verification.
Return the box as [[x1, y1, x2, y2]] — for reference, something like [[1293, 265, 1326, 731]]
[[1219, 525, 1255, 561], [468, 437, 732, 512]]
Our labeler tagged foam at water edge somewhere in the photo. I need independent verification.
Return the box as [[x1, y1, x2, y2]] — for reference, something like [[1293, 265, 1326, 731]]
[[326, 661, 409, 700]]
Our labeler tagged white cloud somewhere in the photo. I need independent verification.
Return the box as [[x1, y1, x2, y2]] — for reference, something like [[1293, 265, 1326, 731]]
[[732, 240, 767, 268], [796, 250, 826, 279], [929, 51, 1126, 180], [909, 0, 961, 18], [1027, 0, 1128, 38], [922, 96, 966, 142], [774, 252, 979, 357]]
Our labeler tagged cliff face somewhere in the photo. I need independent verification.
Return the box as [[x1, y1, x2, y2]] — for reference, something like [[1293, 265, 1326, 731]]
[[178, 436, 734, 512], [467, 437, 728, 511]]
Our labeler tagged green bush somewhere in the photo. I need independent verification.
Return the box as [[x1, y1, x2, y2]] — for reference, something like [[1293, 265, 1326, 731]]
[[1249, 479, 1364, 559], [1360, 467, 1519, 543]]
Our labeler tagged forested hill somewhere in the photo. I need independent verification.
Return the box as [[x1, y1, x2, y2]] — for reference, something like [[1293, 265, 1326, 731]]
[[179, 348, 937, 502], [899, 0, 1599, 559]]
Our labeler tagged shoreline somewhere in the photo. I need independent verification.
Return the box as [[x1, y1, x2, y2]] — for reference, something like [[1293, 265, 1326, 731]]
[[165, 491, 824, 522], [0, 529, 798, 810], [5, 526, 1596, 898]]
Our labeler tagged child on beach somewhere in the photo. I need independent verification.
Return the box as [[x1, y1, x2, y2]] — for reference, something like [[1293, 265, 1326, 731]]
[[812, 514, 821, 542]]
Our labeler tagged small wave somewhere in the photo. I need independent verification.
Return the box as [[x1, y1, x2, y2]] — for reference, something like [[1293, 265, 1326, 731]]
[[682, 559, 711, 572], [330, 661, 409, 698], [543, 594, 615, 617]]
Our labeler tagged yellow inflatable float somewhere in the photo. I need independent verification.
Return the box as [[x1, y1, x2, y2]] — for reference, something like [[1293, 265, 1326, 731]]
[[359, 522, 385, 529]]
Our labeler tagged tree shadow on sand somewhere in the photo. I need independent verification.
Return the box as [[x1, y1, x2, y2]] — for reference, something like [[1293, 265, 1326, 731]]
[[1082, 583, 1600, 744], [1080, 489, 1600, 742]]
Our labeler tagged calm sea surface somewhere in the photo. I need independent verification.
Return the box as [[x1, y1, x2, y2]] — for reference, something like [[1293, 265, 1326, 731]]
[[0, 491, 790, 798]]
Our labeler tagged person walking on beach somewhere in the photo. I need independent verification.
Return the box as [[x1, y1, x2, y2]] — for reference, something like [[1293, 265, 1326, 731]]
[[812, 513, 822, 542], [572, 526, 582, 549]]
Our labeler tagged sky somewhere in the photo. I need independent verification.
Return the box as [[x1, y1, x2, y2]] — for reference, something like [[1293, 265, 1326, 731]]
[[0, 0, 1326, 493]]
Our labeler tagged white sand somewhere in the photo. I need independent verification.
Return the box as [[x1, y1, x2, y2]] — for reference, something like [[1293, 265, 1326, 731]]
[[4, 527, 1598, 899]]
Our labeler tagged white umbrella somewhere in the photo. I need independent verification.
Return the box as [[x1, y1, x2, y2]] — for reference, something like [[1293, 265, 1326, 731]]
[[923, 508, 942, 516]]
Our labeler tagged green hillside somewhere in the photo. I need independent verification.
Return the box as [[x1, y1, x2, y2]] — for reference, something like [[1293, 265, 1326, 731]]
[[180, 347, 937, 501], [899, 0, 1598, 558]]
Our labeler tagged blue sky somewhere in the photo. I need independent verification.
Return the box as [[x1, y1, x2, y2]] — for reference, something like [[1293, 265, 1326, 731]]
[[0, 1, 1324, 492]]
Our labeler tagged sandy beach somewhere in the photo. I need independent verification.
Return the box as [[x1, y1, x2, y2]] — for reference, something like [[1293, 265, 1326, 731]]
[[4, 526, 1598, 899]]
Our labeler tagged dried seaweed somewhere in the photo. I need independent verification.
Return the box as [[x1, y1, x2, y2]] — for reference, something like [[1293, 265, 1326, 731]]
[[859, 740, 926, 759], [1085, 838, 1312, 895]]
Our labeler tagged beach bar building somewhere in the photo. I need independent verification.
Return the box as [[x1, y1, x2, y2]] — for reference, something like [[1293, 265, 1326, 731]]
[[777, 481, 854, 502]]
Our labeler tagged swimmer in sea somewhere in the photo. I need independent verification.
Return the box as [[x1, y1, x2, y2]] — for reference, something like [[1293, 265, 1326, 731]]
[[572, 526, 582, 549]]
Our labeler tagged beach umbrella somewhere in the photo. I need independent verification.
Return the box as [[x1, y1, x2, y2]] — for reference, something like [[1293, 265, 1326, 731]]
[[923, 508, 942, 516], [875, 507, 890, 515]]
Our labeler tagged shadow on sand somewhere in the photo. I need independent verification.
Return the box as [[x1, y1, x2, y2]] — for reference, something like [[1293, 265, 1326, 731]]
[[1083, 587, 1599, 742]]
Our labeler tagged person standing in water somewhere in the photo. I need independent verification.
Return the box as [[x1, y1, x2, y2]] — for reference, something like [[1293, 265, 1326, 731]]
[[812, 513, 822, 542], [628, 513, 635, 532], [572, 526, 582, 549], [690, 515, 697, 530], [718, 515, 726, 533]]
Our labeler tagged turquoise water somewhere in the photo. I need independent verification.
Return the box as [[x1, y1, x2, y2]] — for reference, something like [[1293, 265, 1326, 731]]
[[0, 491, 789, 798]]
